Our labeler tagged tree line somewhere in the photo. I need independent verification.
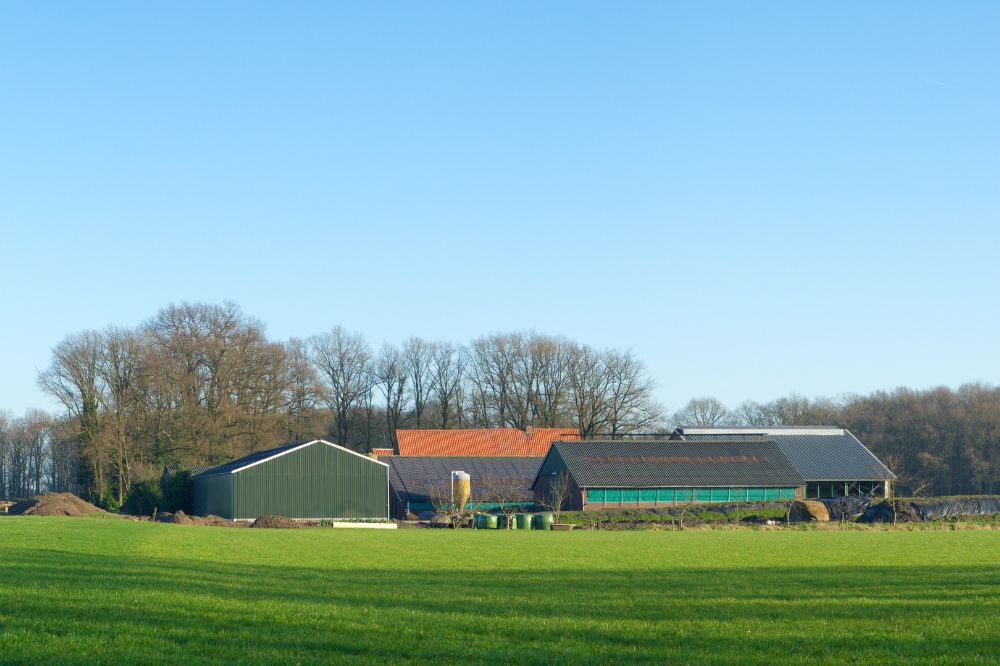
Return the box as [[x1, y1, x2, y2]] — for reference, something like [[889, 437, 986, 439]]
[[21, 302, 660, 506], [2, 301, 997, 506]]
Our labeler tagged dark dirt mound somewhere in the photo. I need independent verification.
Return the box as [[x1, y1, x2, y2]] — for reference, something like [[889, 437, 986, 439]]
[[155, 510, 195, 525], [154, 510, 241, 527], [251, 515, 300, 528], [8, 492, 106, 517], [200, 515, 241, 527]]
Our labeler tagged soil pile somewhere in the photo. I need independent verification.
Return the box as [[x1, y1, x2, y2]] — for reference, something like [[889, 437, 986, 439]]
[[154, 510, 240, 527], [251, 515, 300, 528], [8, 492, 106, 517], [155, 510, 196, 525]]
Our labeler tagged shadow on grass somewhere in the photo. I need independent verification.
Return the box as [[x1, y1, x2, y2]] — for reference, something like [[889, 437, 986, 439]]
[[1, 547, 999, 664]]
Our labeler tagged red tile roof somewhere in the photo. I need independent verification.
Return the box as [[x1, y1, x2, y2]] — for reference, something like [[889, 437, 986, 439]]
[[395, 427, 580, 457], [370, 448, 395, 458]]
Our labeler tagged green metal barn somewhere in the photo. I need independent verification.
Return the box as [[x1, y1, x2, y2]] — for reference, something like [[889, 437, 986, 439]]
[[191, 439, 389, 521]]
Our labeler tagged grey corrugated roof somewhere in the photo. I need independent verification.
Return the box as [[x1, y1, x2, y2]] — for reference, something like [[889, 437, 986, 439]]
[[545, 439, 804, 488], [190, 442, 303, 479], [162, 463, 213, 477], [682, 432, 895, 481], [386, 456, 543, 503]]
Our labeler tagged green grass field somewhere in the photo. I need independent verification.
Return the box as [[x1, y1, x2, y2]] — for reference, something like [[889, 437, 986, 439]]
[[1, 519, 999, 664]]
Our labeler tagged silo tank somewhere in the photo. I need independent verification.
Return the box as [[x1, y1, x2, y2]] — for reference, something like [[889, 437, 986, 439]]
[[451, 471, 471, 508]]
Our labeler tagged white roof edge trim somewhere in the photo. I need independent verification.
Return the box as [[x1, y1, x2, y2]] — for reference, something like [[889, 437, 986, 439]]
[[230, 439, 389, 474], [680, 427, 847, 436]]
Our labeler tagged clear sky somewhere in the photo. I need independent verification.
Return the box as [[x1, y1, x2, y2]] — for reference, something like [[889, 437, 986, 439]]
[[1, 2, 998, 416]]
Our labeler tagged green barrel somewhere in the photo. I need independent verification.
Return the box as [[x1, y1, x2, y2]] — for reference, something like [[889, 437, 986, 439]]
[[532, 512, 554, 531], [473, 514, 484, 529], [515, 513, 533, 530], [483, 514, 498, 529]]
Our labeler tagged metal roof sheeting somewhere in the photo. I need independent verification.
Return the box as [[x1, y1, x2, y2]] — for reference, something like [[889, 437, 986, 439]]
[[191, 443, 302, 479], [682, 432, 895, 481], [547, 439, 804, 488], [386, 456, 544, 503]]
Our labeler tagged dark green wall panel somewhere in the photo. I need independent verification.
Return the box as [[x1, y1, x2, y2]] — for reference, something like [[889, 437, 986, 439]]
[[232, 443, 388, 520], [192, 473, 233, 519]]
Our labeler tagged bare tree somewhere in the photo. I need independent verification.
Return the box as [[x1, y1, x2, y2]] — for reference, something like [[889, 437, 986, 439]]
[[567, 343, 612, 436], [564, 344, 662, 436], [603, 349, 661, 435], [95, 327, 147, 503], [309, 326, 372, 448], [0, 411, 9, 497], [428, 341, 466, 429], [732, 400, 781, 427], [673, 397, 732, 427], [0, 410, 54, 498], [374, 343, 408, 449], [532, 336, 572, 427], [402, 337, 433, 428], [480, 476, 528, 529], [281, 338, 323, 441], [426, 480, 474, 529], [38, 331, 107, 500], [538, 470, 573, 523]]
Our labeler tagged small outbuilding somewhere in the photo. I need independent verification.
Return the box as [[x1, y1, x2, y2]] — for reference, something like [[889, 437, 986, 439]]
[[532, 438, 805, 510], [191, 439, 389, 521]]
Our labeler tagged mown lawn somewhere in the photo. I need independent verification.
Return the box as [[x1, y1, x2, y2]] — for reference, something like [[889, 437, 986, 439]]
[[1, 518, 999, 664]]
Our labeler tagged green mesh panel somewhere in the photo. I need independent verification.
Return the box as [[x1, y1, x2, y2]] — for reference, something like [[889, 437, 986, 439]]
[[657, 488, 675, 502], [605, 489, 622, 502], [587, 489, 604, 503], [639, 489, 656, 502], [710, 488, 728, 502], [622, 489, 639, 502]]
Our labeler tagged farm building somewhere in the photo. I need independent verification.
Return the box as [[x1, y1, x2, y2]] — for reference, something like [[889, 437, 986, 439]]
[[681, 427, 896, 498], [393, 426, 580, 456], [385, 455, 543, 519], [191, 439, 389, 521], [531, 438, 805, 510]]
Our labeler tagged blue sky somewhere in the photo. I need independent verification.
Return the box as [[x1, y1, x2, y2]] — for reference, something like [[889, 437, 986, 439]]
[[1, 2, 998, 416]]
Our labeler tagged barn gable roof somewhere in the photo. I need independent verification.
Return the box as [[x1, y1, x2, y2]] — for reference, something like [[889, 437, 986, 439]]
[[386, 456, 544, 503], [161, 463, 213, 478], [395, 427, 580, 457], [680, 428, 896, 481], [534, 438, 804, 489], [191, 439, 387, 479]]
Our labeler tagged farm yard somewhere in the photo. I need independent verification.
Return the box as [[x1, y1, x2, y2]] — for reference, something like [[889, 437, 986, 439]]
[[2, 517, 999, 664]]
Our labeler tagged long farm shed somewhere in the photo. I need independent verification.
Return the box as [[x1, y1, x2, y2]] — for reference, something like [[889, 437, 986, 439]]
[[532, 438, 805, 510], [192, 439, 389, 521]]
